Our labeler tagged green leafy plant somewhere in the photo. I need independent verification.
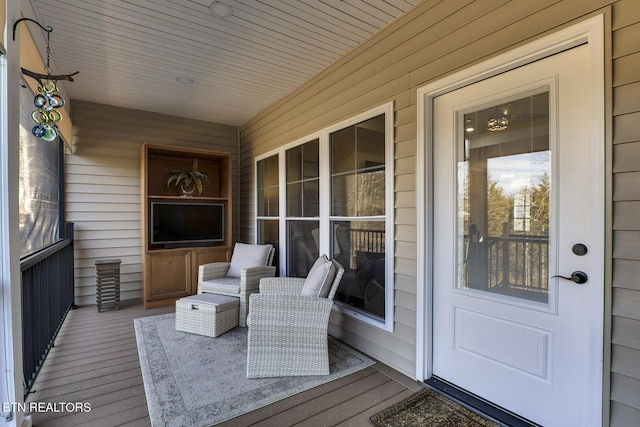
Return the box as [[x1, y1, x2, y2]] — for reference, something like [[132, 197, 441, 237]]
[[165, 158, 209, 196]]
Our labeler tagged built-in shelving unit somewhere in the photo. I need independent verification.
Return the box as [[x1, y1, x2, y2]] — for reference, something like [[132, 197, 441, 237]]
[[141, 143, 232, 309]]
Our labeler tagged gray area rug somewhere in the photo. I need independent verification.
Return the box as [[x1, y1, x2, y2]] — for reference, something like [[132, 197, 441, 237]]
[[134, 313, 374, 426]]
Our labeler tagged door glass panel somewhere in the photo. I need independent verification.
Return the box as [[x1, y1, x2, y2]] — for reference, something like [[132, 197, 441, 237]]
[[457, 91, 550, 303]]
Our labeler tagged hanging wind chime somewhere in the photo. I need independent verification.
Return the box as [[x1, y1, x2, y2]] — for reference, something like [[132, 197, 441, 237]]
[[12, 18, 79, 142]]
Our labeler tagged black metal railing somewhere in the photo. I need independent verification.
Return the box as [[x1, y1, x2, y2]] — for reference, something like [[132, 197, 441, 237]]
[[464, 232, 549, 295], [486, 235, 549, 291], [337, 228, 386, 270], [20, 222, 75, 397], [350, 228, 385, 254]]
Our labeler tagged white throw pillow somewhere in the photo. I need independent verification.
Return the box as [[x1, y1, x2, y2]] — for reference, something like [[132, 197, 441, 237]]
[[226, 243, 272, 278], [301, 255, 336, 298]]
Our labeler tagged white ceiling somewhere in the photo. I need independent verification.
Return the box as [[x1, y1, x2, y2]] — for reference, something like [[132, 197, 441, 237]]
[[22, 0, 420, 126]]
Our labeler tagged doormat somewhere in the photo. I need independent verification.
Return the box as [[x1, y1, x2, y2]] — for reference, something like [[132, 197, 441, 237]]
[[371, 387, 500, 427], [135, 313, 374, 426]]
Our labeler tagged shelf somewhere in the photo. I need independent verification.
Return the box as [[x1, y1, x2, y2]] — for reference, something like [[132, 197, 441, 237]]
[[145, 146, 230, 199], [141, 143, 233, 309]]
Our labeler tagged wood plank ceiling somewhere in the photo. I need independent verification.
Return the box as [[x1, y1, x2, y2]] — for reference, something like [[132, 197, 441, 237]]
[[22, 0, 420, 126]]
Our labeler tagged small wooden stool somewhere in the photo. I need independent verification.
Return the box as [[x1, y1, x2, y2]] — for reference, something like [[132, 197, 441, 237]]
[[95, 259, 121, 312]]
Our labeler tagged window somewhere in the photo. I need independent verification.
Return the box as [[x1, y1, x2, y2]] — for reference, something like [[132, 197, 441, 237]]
[[255, 103, 394, 330], [286, 139, 319, 277], [330, 114, 387, 319], [256, 154, 279, 273], [19, 83, 65, 258]]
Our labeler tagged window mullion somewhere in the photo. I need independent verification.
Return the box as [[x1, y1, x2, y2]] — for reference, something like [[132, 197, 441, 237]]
[[319, 130, 331, 256], [278, 150, 287, 274]]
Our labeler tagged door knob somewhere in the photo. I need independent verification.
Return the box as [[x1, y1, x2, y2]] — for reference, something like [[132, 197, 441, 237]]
[[552, 271, 588, 284]]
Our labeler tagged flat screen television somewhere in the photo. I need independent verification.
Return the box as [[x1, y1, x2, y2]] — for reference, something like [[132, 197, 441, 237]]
[[151, 202, 224, 246]]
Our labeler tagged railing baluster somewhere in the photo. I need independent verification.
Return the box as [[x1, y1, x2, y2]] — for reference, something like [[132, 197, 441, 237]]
[[20, 222, 75, 397], [463, 233, 549, 295]]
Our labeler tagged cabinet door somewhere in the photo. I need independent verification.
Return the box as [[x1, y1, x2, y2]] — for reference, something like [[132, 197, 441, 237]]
[[145, 250, 191, 307], [191, 247, 231, 294]]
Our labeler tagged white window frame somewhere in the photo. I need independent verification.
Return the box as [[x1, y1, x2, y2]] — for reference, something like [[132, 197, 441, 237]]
[[254, 102, 395, 331], [283, 138, 320, 277], [254, 153, 283, 270]]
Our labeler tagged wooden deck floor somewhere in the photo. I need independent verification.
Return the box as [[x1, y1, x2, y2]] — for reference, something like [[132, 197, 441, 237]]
[[26, 302, 424, 426]]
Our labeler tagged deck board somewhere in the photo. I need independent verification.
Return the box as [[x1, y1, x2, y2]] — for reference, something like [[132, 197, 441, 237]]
[[27, 303, 424, 426]]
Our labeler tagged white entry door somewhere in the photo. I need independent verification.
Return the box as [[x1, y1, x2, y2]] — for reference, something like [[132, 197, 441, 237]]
[[432, 44, 603, 426]]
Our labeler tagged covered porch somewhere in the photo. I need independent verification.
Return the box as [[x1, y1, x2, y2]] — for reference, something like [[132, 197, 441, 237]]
[[3, 0, 640, 426], [25, 303, 423, 426]]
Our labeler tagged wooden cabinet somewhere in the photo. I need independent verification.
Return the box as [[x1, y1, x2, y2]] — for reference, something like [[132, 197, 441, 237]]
[[141, 144, 232, 308]]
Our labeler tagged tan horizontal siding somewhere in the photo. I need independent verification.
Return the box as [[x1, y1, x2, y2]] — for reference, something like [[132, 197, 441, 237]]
[[613, 0, 640, 29], [395, 174, 415, 193], [395, 104, 416, 128], [68, 100, 238, 307], [612, 316, 640, 349], [328, 311, 415, 375], [395, 208, 415, 227], [612, 259, 640, 292], [611, 401, 640, 427], [611, 373, 640, 412], [395, 192, 416, 209], [612, 288, 640, 320], [613, 230, 640, 259], [614, 112, 640, 143], [394, 271, 415, 288], [395, 143, 416, 163], [407, 1, 578, 90], [611, 1, 640, 424], [613, 201, 640, 229], [613, 171, 640, 200], [73, 250, 140, 265], [395, 157, 414, 174], [613, 82, 640, 115], [612, 22, 640, 58], [612, 345, 640, 380], [613, 141, 640, 173], [395, 225, 417, 244], [613, 52, 640, 87]]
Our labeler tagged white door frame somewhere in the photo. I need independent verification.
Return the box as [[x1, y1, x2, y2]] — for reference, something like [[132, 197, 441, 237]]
[[416, 14, 605, 421]]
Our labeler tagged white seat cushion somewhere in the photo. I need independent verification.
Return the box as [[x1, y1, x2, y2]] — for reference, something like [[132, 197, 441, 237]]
[[179, 293, 239, 312], [301, 255, 336, 298], [200, 277, 241, 294], [226, 243, 272, 278]]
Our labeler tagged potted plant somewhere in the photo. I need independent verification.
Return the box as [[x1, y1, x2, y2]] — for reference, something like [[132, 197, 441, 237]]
[[165, 158, 209, 197]]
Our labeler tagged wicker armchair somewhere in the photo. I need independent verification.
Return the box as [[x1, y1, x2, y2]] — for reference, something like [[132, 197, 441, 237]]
[[198, 243, 276, 327], [246, 259, 344, 378]]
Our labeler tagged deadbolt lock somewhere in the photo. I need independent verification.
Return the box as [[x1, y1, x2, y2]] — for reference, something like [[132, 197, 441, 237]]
[[572, 243, 588, 256]]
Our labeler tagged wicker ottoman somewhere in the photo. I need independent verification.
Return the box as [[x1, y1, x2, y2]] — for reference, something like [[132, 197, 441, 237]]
[[175, 294, 239, 337]]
